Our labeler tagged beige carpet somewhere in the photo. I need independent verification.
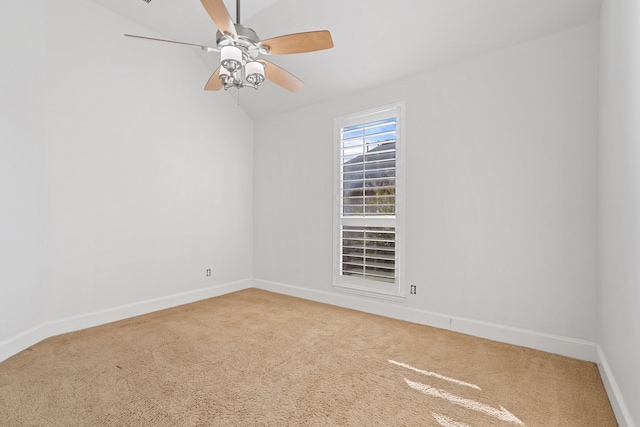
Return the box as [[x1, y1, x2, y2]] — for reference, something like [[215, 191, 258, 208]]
[[0, 289, 616, 426]]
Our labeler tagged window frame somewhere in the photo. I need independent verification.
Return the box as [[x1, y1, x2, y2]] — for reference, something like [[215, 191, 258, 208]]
[[332, 102, 406, 302]]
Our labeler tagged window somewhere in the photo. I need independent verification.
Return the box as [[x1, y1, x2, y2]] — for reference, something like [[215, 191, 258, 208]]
[[333, 102, 405, 301]]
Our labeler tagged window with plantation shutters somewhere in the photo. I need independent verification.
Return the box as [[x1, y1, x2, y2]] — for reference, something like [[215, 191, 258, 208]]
[[333, 102, 405, 301]]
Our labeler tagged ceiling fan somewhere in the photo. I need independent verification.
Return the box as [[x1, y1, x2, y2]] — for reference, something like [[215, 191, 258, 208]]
[[125, 0, 334, 93]]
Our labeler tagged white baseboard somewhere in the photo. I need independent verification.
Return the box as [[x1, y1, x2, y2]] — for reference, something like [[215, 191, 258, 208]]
[[253, 278, 599, 362], [450, 318, 598, 362], [597, 346, 636, 427], [0, 278, 251, 363]]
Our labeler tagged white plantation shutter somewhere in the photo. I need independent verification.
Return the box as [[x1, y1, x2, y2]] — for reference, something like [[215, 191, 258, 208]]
[[334, 103, 405, 300]]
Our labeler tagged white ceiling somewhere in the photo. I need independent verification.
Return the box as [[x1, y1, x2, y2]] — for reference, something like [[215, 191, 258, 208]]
[[90, 0, 601, 119]]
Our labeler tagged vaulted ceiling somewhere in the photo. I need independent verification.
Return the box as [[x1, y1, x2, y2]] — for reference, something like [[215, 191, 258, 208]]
[[90, 0, 601, 119]]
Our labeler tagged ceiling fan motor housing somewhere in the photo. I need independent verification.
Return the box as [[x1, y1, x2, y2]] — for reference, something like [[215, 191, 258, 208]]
[[216, 24, 264, 62]]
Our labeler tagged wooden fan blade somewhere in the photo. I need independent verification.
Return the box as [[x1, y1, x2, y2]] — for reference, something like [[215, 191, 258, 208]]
[[259, 30, 333, 55], [204, 67, 223, 91], [200, 0, 237, 39], [258, 60, 304, 92], [124, 34, 217, 52]]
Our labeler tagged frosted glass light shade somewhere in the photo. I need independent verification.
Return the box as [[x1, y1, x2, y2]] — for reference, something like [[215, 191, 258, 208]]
[[245, 61, 265, 86], [220, 46, 242, 72]]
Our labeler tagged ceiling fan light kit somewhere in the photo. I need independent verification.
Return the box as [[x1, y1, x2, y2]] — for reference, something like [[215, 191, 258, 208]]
[[217, 26, 266, 90], [125, 0, 334, 94]]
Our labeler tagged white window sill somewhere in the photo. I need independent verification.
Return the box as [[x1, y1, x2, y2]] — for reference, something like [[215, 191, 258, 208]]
[[332, 283, 406, 303]]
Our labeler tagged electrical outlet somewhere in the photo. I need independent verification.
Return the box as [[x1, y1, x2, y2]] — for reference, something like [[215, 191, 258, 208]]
[[206, 268, 211, 277], [410, 285, 416, 295]]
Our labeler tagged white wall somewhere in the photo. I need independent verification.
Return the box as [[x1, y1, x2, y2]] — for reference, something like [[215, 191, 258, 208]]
[[0, 2, 47, 342], [0, 0, 253, 355], [254, 22, 599, 342], [599, 1, 640, 425]]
